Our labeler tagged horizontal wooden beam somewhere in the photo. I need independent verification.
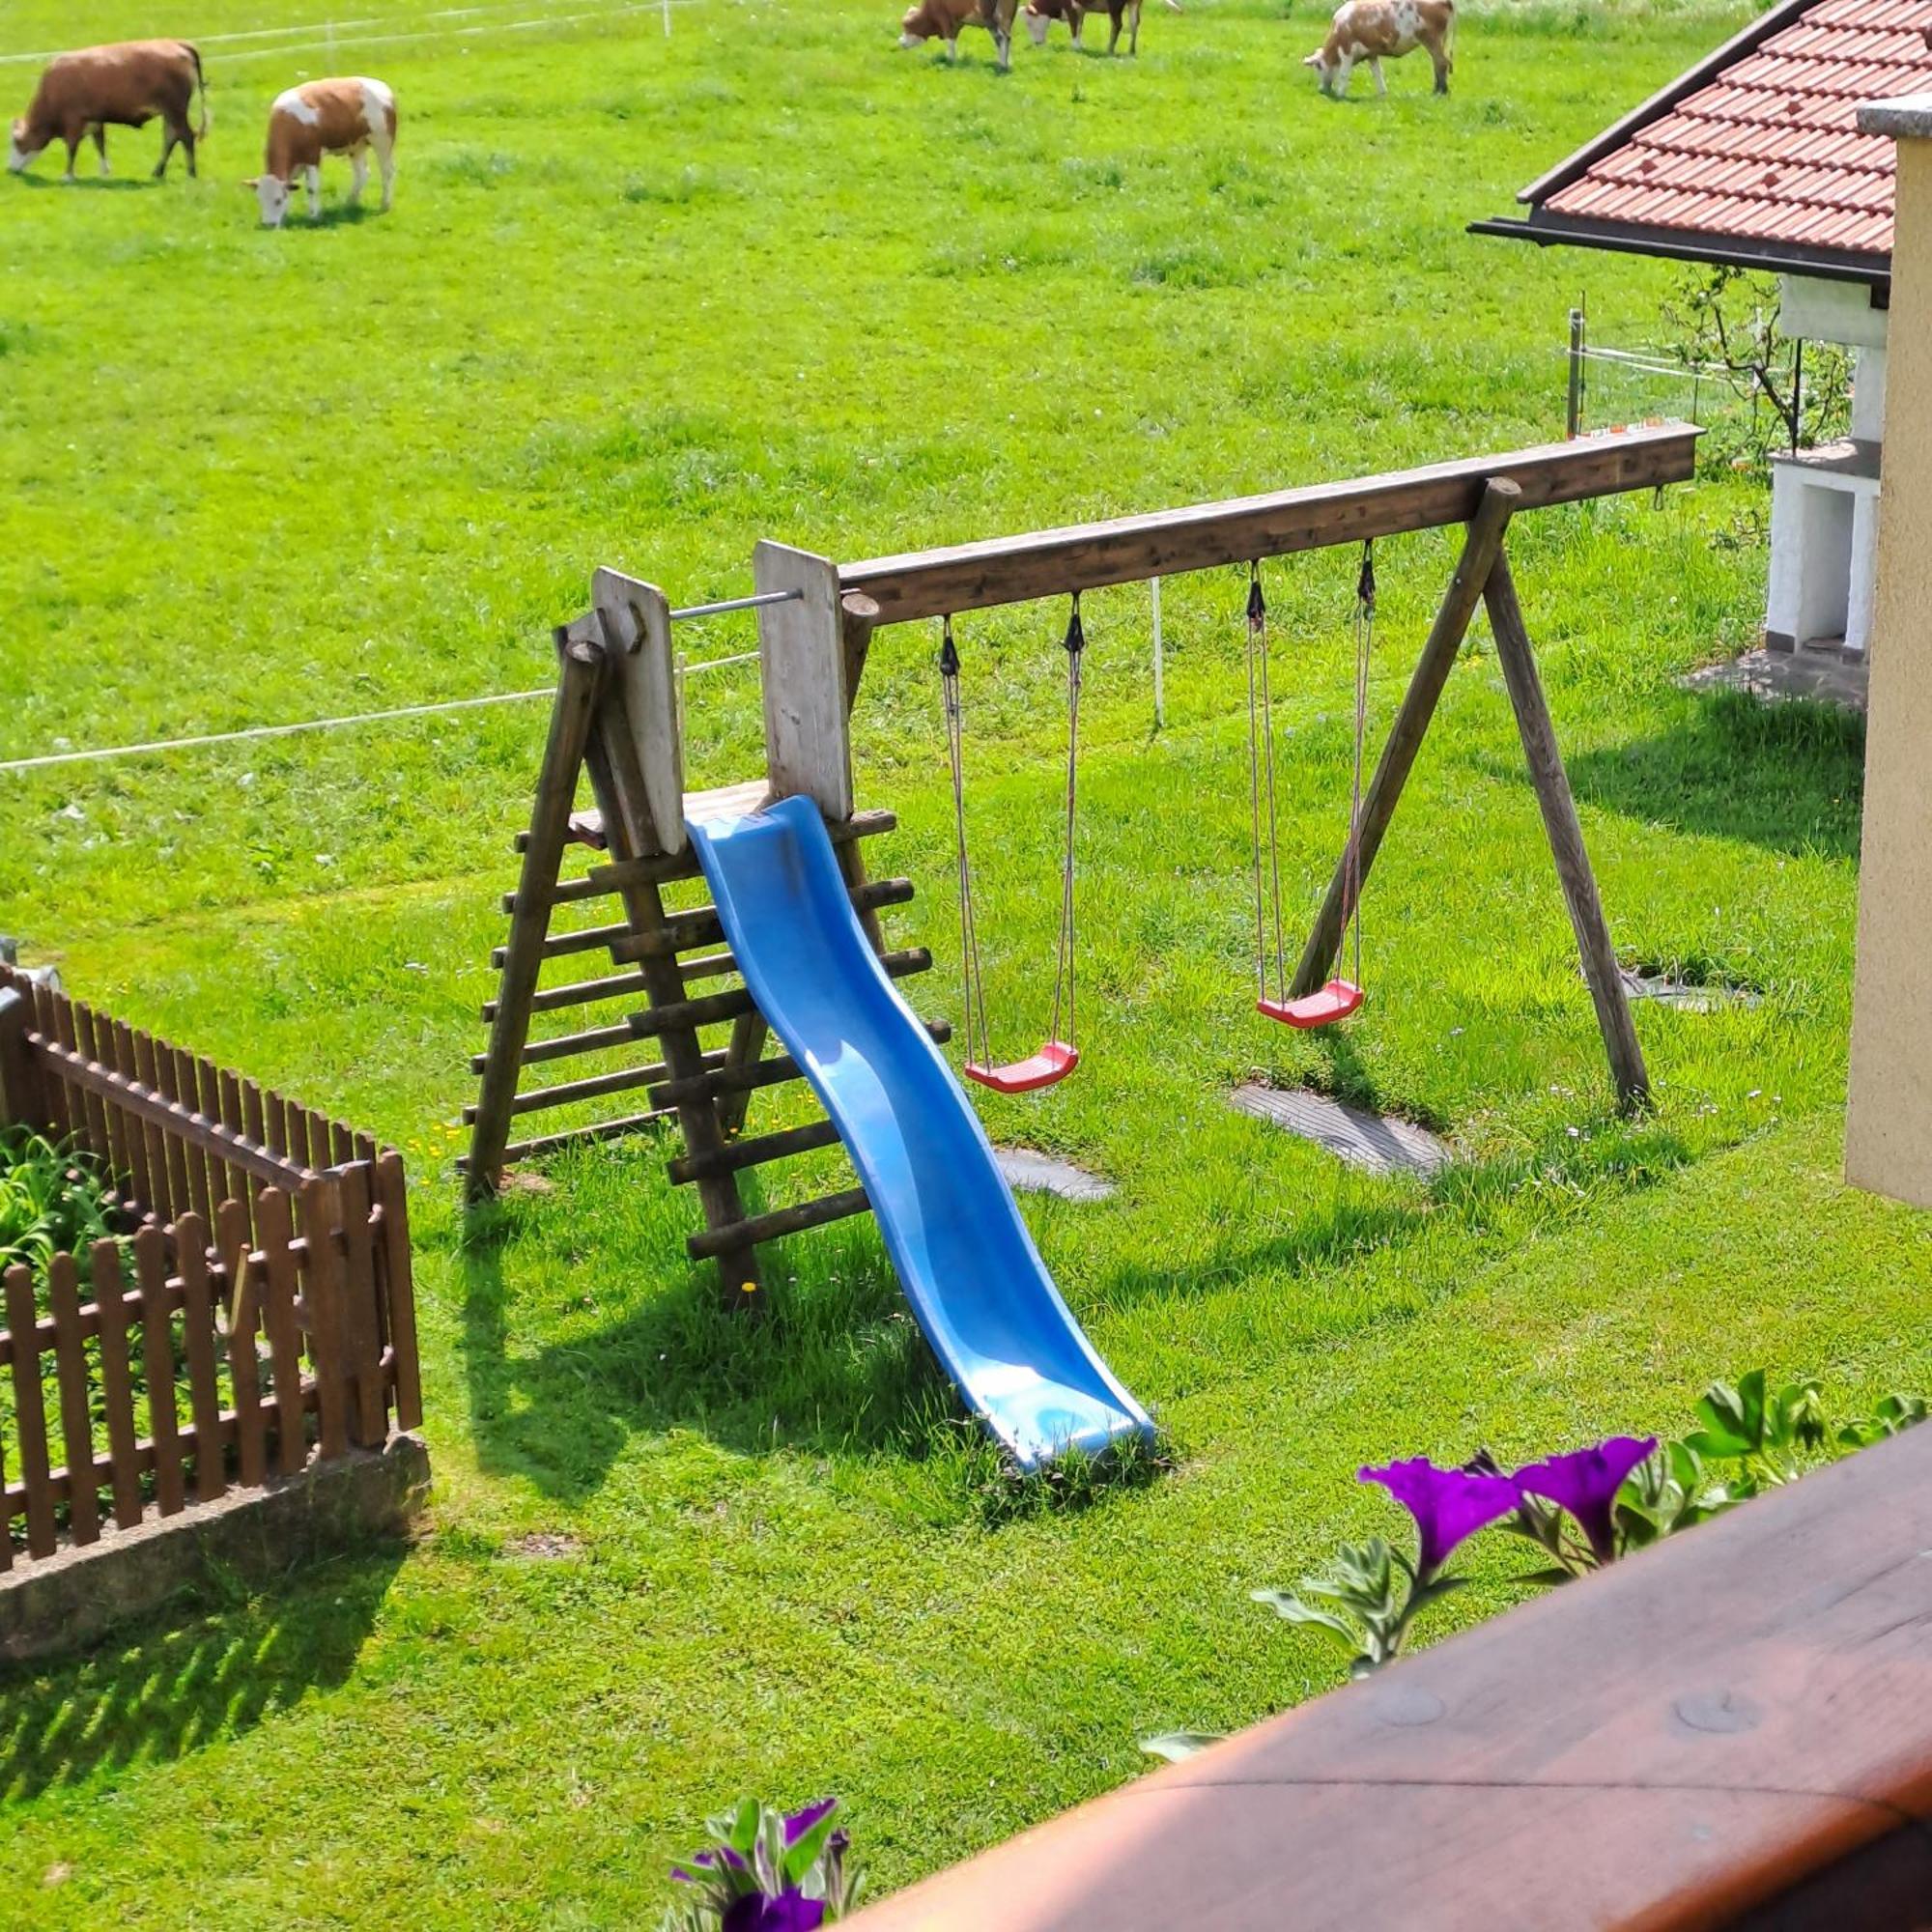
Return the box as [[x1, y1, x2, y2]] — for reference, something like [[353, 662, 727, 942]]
[[668, 1117, 844, 1185], [26, 1038, 319, 1190], [686, 1185, 871, 1261], [838, 425, 1699, 624], [648, 1018, 952, 1109]]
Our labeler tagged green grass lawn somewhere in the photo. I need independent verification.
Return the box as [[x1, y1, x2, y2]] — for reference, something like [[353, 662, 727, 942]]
[[4, 0, 1927, 1922]]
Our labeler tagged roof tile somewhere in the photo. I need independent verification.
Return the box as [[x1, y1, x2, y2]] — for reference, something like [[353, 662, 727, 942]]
[[1525, 0, 1932, 263]]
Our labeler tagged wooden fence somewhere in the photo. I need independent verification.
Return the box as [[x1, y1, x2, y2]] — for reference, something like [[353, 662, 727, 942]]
[[0, 962, 421, 1571]]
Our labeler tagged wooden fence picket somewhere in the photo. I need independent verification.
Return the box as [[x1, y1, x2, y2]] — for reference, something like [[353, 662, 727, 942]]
[[176, 1217, 226, 1505], [5, 1263, 57, 1559], [300, 1177, 351, 1461], [46, 1253, 100, 1548], [375, 1152, 423, 1431], [335, 1166, 387, 1445], [259, 1187, 308, 1478], [92, 1238, 144, 1530], [218, 1198, 267, 1490], [135, 1227, 186, 1517]]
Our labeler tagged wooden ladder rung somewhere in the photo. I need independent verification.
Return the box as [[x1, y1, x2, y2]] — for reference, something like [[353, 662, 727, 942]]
[[457, 1109, 671, 1170], [460, 1059, 673, 1126], [668, 1118, 844, 1185], [491, 920, 633, 971], [686, 1186, 871, 1261], [648, 1019, 952, 1110], [611, 876, 915, 964], [611, 950, 929, 1043], [514, 809, 607, 854]]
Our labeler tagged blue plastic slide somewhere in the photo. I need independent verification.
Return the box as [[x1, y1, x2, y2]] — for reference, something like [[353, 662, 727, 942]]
[[687, 795, 1153, 1471]]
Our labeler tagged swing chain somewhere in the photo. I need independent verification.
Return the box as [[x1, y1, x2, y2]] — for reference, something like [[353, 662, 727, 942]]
[[939, 613, 993, 1074], [1345, 541, 1376, 994], [1246, 560, 1289, 1007]]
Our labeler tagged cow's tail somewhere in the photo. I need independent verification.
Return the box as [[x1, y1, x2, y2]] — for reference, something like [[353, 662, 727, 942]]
[[187, 42, 210, 138], [1445, 3, 1456, 66]]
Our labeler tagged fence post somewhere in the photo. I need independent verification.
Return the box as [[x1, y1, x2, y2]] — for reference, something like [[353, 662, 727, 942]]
[[1566, 307, 1586, 439], [1151, 577, 1165, 730], [0, 985, 43, 1132]]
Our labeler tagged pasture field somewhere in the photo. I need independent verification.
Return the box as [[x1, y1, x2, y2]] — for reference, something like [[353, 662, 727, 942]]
[[4, 0, 1928, 1924]]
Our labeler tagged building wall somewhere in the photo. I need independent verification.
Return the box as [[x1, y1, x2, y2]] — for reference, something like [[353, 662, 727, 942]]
[[1845, 125, 1932, 1205]]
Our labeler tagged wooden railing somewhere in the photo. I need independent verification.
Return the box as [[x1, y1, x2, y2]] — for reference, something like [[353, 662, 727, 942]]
[[0, 963, 420, 1570], [847, 1420, 1932, 1930]]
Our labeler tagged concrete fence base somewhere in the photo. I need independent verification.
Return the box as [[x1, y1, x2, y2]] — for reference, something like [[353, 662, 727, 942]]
[[0, 1433, 431, 1667]]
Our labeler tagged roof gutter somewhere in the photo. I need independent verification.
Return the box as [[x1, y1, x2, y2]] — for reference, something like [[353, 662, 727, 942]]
[[1468, 214, 1891, 297]]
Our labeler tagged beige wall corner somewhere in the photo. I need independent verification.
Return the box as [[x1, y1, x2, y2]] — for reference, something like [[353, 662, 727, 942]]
[[1846, 98, 1932, 1206]]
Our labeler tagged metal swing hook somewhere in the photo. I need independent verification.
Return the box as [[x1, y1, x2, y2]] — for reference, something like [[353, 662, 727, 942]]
[[1355, 540, 1377, 617], [1246, 560, 1266, 635], [1063, 591, 1086, 658], [939, 612, 960, 680]]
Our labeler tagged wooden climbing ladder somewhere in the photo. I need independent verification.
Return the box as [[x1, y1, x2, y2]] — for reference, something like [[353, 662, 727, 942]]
[[462, 551, 940, 1300]]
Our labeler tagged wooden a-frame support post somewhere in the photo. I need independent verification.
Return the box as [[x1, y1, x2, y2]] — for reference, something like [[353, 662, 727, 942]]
[[465, 633, 606, 1199], [1290, 476, 1649, 1112]]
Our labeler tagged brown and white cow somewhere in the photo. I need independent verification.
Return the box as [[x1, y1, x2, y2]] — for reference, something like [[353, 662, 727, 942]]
[[1021, 0, 1172, 55], [899, 0, 1023, 70], [7, 40, 208, 182], [244, 76, 397, 228], [1021, 0, 1180, 55], [1303, 0, 1454, 97]]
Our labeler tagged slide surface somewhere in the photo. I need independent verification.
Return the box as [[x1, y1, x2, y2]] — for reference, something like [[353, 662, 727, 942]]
[[687, 795, 1153, 1471]]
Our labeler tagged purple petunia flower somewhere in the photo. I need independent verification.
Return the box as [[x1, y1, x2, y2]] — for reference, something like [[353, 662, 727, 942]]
[[1359, 1458, 1520, 1579], [782, 1800, 837, 1845], [672, 1802, 841, 1889], [1514, 1436, 1658, 1564], [721, 1892, 827, 1932]]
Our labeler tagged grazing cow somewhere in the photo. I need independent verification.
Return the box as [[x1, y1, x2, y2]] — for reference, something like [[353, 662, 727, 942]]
[[245, 76, 397, 227], [1303, 0, 1454, 97], [1021, 0, 1181, 56], [899, 0, 1024, 70], [7, 40, 208, 182]]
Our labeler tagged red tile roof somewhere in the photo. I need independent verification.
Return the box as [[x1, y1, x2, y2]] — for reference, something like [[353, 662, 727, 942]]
[[1498, 0, 1932, 275]]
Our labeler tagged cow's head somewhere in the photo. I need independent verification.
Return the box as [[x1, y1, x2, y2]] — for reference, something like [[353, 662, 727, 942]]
[[7, 119, 43, 173], [1022, 3, 1052, 44], [898, 3, 937, 45], [1302, 46, 1339, 92], [242, 175, 292, 227]]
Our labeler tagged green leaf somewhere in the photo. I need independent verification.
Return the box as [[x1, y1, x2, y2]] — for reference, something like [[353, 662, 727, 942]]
[[725, 1798, 761, 1859], [1141, 1731, 1224, 1763], [1250, 1589, 1359, 1648]]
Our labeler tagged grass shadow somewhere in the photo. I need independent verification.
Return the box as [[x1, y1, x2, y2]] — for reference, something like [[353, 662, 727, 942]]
[[14, 173, 167, 192], [1562, 688, 1864, 860], [0, 1543, 403, 1804], [456, 1199, 951, 1501], [1101, 1112, 1694, 1318]]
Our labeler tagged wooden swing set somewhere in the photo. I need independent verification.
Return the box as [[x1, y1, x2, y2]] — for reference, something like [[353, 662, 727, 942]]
[[466, 424, 1693, 1295]]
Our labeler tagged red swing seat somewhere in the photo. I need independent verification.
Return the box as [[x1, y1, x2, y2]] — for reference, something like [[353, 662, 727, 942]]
[[1259, 980, 1364, 1031], [964, 1040, 1079, 1095]]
